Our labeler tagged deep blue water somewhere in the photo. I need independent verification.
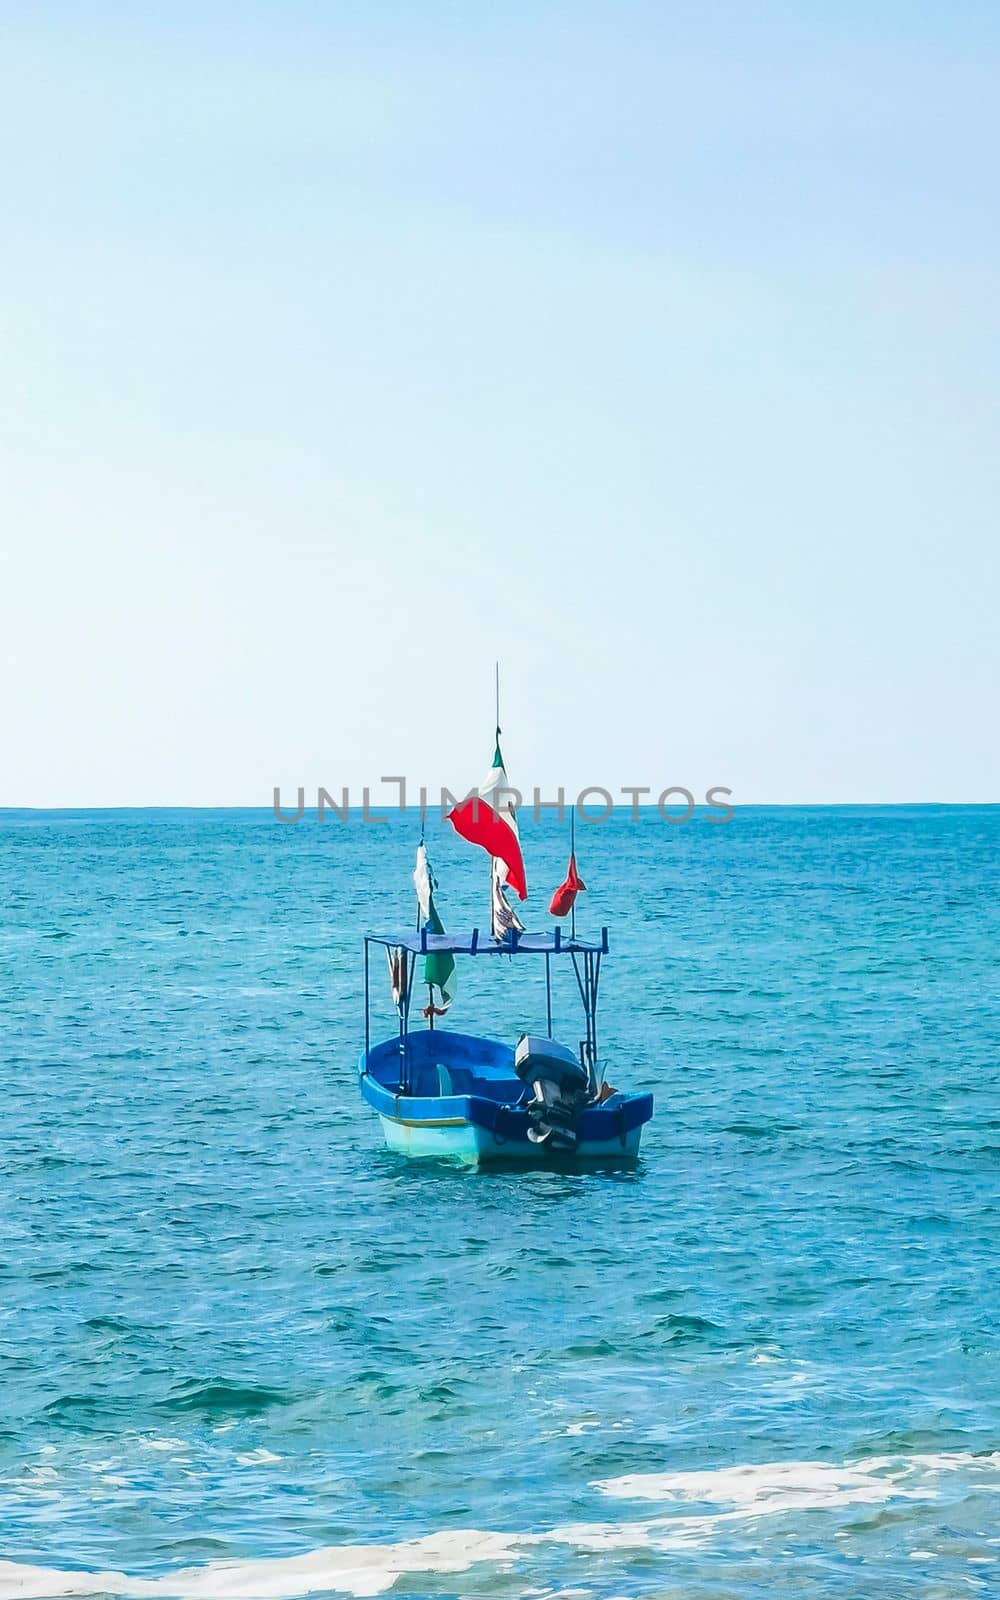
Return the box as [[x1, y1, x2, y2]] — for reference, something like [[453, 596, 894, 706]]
[[1, 806, 998, 1597]]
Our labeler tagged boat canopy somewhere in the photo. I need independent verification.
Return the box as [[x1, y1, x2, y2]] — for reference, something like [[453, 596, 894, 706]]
[[364, 928, 609, 957]]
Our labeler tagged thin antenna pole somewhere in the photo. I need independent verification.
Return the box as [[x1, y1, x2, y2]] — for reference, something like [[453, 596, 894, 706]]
[[570, 804, 577, 942], [495, 660, 500, 740]]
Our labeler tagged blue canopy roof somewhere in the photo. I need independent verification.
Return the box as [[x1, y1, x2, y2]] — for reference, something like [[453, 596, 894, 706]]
[[365, 928, 608, 956]]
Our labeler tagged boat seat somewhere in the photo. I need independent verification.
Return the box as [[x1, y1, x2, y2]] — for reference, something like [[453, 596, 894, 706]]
[[432, 1062, 517, 1102]]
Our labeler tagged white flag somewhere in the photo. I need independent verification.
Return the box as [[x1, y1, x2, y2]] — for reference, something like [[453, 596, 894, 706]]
[[413, 842, 433, 922], [492, 856, 525, 940]]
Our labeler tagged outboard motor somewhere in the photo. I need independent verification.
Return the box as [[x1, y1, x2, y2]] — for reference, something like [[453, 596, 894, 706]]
[[515, 1035, 591, 1151]]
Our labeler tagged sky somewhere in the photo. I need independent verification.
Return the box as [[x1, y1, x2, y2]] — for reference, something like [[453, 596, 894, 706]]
[[1, 2, 998, 806]]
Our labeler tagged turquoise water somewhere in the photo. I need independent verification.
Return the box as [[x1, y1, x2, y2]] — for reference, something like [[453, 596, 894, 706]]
[[1, 806, 998, 1597]]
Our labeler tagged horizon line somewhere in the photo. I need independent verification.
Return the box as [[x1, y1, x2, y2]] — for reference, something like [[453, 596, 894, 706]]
[[2, 801, 998, 814]]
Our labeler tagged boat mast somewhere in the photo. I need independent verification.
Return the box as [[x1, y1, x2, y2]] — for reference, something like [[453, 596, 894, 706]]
[[416, 821, 437, 1032], [492, 660, 501, 933], [423, 860, 436, 1035]]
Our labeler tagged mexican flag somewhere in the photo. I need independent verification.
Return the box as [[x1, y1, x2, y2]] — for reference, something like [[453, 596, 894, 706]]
[[413, 844, 456, 1007], [448, 737, 528, 903]]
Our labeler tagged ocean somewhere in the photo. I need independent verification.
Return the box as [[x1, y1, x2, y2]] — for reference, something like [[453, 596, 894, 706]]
[[1, 805, 998, 1597]]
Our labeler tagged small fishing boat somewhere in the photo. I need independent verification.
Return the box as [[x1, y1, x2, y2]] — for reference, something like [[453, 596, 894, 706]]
[[359, 928, 653, 1163], [357, 698, 653, 1165]]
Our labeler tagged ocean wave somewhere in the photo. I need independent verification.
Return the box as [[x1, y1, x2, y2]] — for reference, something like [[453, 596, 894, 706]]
[[2, 1451, 998, 1599], [158, 1380, 294, 1418], [0, 1531, 519, 1600], [593, 1449, 1000, 1512]]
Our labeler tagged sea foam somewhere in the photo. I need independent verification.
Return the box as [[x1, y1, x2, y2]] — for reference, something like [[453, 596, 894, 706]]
[[2, 1451, 998, 1599]]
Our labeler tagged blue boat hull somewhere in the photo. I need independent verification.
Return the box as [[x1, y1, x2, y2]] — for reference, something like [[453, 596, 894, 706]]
[[359, 1030, 653, 1165]]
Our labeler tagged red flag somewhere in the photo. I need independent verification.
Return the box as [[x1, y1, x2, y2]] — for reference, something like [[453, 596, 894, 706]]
[[548, 852, 586, 918]]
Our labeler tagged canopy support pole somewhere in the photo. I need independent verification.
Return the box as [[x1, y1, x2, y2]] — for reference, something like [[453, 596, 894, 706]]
[[570, 951, 587, 1013], [572, 949, 598, 1090], [591, 951, 602, 1082], [578, 951, 602, 1094], [397, 950, 406, 1090], [399, 950, 417, 1093], [363, 938, 370, 1066], [545, 953, 552, 1035]]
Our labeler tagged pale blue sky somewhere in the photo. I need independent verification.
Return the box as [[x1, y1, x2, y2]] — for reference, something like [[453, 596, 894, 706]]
[[2, 3, 997, 804]]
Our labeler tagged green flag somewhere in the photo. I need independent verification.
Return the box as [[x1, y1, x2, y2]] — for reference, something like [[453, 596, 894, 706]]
[[413, 843, 456, 1007], [423, 893, 456, 1005]]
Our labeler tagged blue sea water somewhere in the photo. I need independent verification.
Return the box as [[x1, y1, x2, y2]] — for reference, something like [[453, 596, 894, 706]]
[[1, 805, 998, 1598]]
